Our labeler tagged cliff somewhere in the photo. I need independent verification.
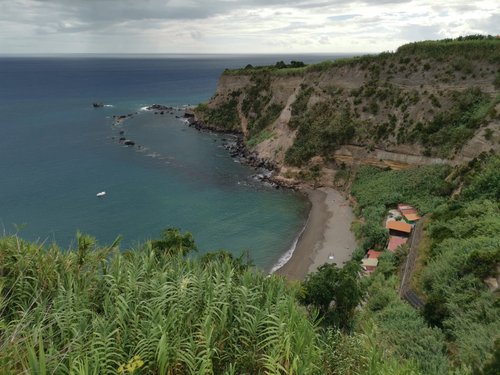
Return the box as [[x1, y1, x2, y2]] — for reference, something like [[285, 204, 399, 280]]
[[195, 37, 500, 186]]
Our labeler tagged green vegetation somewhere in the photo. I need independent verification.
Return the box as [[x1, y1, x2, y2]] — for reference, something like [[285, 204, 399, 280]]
[[300, 261, 364, 330], [285, 102, 356, 166], [396, 35, 500, 62], [223, 60, 308, 76], [0, 228, 426, 374], [249, 102, 284, 137], [362, 273, 449, 374], [351, 165, 452, 249], [352, 165, 452, 214], [288, 85, 314, 129], [224, 36, 499, 77], [2, 156, 498, 374], [416, 89, 498, 156], [0, 231, 322, 374], [246, 129, 273, 148], [419, 154, 500, 372], [239, 74, 284, 137], [206, 36, 500, 163], [196, 93, 240, 131], [350, 154, 500, 374]]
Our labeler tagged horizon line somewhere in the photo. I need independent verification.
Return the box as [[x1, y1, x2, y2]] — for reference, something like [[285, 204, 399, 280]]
[[0, 51, 371, 58]]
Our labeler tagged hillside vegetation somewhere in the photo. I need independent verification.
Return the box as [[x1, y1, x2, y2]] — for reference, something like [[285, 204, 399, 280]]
[[1, 231, 429, 374], [350, 153, 500, 374], [196, 36, 500, 172], [2, 155, 498, 374], [0, 233, 322, 374]]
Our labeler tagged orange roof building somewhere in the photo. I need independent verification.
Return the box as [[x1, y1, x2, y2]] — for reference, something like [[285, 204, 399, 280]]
[[386, 220, 412, 234], [387, 236, 408, 252], [397, 204, 421, 223], [403, 212, 421, 223], [398, 204, 414, 211], [367, 250, 383, 259]]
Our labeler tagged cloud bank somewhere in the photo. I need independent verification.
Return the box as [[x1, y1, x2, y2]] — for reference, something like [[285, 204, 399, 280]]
[[0, 0, 498, 53]]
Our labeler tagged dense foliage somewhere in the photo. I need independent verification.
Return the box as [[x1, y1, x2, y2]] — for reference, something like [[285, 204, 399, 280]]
[[419, 154, 500, 372], [300, 261, 363, 330], [0, 233, 322, 374], [351, 154, 500, 374], [396, 35, 500, 62], [415, 88, 498, 156], [362, 273, 449, 374], [351, 164, 451, 249], [285, 100, 356, 166], [196, 94, 240, 131], [223, 61, 308, 76]]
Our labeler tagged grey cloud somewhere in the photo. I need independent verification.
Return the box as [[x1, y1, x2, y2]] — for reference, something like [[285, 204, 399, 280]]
[[397, 24, 442, 41], [190, 30, 203, 41], [328, 14, 361, 21], [26, 0, 416, 26], [472, 13, 500, 34]]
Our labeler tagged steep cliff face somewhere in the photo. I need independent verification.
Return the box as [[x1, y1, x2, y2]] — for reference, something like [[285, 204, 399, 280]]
[[196, 38, 500, 186]]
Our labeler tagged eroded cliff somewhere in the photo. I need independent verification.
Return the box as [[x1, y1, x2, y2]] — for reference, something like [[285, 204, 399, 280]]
[[195, 37, 500, 187]]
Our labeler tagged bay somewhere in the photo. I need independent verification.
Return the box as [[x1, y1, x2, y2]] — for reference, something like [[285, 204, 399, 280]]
[[0, 54, 345, 269]]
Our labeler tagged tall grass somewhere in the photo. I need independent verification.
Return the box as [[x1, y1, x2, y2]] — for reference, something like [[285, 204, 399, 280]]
[[0, 235, 321, 374]]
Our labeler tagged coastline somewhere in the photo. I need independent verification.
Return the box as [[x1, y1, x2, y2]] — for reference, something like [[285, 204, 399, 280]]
[[115, 107, 357, 279], [275, 187, 357, 280]]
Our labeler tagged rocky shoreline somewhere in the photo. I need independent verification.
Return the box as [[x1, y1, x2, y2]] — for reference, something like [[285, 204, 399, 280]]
[[187, 116, 300, 190], [106, 103, 300, 190]]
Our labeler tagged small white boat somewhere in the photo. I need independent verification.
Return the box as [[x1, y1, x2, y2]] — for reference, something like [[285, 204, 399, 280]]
[[96, 191, 106, 197]]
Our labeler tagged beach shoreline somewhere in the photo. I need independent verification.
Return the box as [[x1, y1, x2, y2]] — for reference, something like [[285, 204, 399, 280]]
[[275, 187, 357, 280]]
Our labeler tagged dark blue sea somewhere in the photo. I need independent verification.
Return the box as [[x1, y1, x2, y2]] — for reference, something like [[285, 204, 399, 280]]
[[0, 54, 343, 270]]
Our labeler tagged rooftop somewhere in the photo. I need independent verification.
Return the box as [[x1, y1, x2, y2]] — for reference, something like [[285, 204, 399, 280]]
[[386, 220, 412, 233], [367, 250, 384, 259], [403, 213, 421, 222], [387, 236, 408, 252]]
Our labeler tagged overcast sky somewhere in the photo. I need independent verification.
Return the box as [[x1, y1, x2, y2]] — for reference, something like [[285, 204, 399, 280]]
[[0, 0, 498, 54]]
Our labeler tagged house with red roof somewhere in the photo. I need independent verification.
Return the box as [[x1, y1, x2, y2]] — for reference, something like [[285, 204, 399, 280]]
[[386, 220, 412, 236], [361, 250, 384, 274], [387, 236, 408, 252]]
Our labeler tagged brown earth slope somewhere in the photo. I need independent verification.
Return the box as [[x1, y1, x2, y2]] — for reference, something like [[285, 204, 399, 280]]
[[196, 38, 500, 187]]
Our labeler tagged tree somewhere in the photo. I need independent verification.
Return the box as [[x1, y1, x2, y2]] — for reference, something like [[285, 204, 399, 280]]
[[152, 227, 197, 256], [300, 261, 363, 329], [275, 60, 286, 69], [290, 60, 306, 68]]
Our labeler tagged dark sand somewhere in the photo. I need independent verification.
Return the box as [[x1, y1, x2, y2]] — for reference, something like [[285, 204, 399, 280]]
[[276, 188, 356, 280]]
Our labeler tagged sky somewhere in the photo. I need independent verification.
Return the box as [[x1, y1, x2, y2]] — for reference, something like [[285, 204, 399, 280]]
[[0, 0, 498, 54]]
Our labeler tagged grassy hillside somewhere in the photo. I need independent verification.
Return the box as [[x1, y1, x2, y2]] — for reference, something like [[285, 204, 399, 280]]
[[0, 234, 321, 374], [1, 232, 427, 375], [351, 153, 500, 374], [1, 157, 498, 374], [197, 36, 500, 168]]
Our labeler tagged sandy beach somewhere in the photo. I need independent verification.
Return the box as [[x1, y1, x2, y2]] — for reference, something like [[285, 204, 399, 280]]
[[276, 187, 357, 280]]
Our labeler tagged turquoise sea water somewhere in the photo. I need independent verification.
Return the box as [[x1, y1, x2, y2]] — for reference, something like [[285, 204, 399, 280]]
[[0, 54, 344, 270]]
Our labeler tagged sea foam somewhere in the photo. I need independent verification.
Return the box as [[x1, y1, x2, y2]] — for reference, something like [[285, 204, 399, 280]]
[[269, 211, 310, 274]]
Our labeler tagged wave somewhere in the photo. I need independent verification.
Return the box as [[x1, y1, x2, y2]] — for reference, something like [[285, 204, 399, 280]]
[[104, 104, 114, 107], [269, 210, 310, 274]]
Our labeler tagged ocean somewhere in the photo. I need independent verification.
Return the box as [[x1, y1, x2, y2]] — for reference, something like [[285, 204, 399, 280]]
[[0, 54, 343, 270]]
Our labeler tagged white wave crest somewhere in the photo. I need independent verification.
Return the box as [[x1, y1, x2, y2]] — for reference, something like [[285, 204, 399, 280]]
[[269, 212, 310, 274]]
